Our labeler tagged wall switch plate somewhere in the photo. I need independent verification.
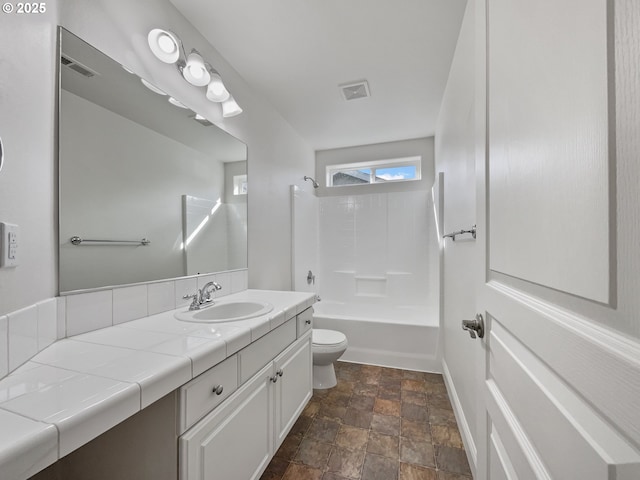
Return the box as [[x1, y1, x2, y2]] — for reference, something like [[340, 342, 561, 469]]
[[0, 222, 19, 268]]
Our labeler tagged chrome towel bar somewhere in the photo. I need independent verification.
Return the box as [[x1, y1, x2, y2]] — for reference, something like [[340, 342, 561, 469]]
[[70, 236, 151, 246], [443, 225, 476, 241]]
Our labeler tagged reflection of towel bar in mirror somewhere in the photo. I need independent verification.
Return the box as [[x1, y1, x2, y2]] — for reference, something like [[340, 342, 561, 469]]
[[442, 225, 476, 241], [70, 236, 151, 246]]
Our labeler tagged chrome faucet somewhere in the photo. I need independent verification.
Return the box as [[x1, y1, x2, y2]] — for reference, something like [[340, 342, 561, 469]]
[[183, 281, 222, 311]]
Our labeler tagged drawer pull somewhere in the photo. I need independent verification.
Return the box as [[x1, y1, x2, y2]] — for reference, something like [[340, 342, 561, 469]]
[[305, 319, 311, 325], [270, 370, 283, 383], [212, 385, 224, 395]]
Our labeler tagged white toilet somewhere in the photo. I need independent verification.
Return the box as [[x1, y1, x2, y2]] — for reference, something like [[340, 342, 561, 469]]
[[312, 329, 348, 389]]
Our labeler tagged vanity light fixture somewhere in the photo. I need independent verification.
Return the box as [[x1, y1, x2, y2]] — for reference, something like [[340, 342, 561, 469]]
[[148, 29, 181, 64], [147, 28, 242, 115], [140, 78, 167, 95], [183, 50, 210, 87], [221, 96, 243, 118], [205, 70, 230, 102], [168, 97, 188, 108]]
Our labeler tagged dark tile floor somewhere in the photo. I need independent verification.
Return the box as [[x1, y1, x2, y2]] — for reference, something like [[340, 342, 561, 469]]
[[261, 362, 472, 480]]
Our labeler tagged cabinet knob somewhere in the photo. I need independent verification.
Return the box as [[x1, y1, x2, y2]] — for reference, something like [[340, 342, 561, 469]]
[[277, 368, 284, 377], [212, 384, 224, 395], [305, 319, 311, 325], [270, 375, 278, 383]]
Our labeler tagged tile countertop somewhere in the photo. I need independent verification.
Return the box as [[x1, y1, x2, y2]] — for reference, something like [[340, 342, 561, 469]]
[[0, 289, 316, 480]]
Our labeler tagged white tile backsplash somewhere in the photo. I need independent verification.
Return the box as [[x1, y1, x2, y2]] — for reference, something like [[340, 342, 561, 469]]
[[214, 271, 231, 297], [66, 290, 113, 337], [196, 274, 216, 290], [0, 316, 7, 378], [8, 305, 39, 371], [113, 285, 148, 325], [147, 281, 176, 315], [56, 297, 66, 340], [0, 269, 249, 380], [230, 270, 248, 293], [175, 277, 198, 309], [36, 299, 58, 351]]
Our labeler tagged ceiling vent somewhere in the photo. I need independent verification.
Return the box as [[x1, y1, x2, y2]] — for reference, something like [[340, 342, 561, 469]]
[[61, 54, 98, 78], [339, 80, 370, 101]]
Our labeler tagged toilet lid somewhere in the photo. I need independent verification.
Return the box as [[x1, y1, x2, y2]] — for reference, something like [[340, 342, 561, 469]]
[[313, 329, 346, 345]]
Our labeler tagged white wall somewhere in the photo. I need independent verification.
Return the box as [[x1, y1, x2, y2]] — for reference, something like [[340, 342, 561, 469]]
[[434, 0, 479, 453], [0, 7, 58, 314], [0, 0, 314, 315]]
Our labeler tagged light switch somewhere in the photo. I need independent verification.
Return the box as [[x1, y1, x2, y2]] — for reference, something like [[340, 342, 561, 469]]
[[0, 222, 19, 268]]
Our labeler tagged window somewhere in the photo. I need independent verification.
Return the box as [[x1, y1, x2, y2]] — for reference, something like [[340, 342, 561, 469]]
[[233, 174, 247, 195], [326, 156, 421, 187]]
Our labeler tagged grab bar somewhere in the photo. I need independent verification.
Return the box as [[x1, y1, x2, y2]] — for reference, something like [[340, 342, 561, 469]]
[[70, 236, 151, 246], [442, 225, 476, 241]]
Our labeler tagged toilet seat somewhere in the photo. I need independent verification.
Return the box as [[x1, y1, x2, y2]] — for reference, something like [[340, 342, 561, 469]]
[[313, 329, 346, 346]]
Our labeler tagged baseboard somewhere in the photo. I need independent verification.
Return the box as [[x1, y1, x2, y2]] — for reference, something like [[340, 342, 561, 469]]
[[442, 358, 478, 476], [341, 346, 441, 373]]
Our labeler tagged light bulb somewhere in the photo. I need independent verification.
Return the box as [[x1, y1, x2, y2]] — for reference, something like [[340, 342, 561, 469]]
[[206, 72, 230, 102], [140, 78, 166, 95], [183, 51, 211, 87], [168, 97, 188, 108], [147, 29, 181, 64], [222, 96, 243, 117]]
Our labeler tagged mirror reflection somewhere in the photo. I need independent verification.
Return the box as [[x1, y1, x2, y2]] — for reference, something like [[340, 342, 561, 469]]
[[58, 28, 247, 293]]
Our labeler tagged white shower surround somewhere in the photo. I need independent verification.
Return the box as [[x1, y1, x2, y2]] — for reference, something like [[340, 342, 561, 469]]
[[313, 189, 440, 371]]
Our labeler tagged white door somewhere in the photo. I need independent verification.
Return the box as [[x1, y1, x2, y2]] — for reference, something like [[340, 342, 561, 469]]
[[472, 0, 640, 478]]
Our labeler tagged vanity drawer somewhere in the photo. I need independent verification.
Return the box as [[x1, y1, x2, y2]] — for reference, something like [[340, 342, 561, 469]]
[[179, 354, 238, 433], [297, 307, 313, 337], [238, 318, 296, 384]]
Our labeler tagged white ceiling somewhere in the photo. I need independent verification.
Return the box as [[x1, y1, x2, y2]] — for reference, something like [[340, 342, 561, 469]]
[[171, 0, 467, 151]]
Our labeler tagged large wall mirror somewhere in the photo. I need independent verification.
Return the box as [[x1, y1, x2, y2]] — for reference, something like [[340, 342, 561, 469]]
[[58, 28, 247, 293]]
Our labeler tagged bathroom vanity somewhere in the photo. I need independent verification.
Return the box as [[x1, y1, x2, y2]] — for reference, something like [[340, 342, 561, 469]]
[[0, 290, 314, 480], [179, 307, 313, 480]]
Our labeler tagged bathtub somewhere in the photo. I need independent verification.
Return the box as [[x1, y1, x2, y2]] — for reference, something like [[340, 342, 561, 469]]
[[312, 301, 441, 373]]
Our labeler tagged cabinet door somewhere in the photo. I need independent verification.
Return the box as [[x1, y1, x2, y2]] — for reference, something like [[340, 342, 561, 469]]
[[179, 362, 274, 480], [273, 331, 312, 449]]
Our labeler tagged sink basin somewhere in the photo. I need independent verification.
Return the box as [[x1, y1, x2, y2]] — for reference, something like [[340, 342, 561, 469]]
[[175, 300, 274, 323]]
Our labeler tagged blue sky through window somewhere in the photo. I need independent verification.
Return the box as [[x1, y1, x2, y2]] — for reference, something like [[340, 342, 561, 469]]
[[375, 165, 417, 181]]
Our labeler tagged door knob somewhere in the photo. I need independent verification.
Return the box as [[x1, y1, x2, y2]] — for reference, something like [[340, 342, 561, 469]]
[[462, 314, 484, 339]]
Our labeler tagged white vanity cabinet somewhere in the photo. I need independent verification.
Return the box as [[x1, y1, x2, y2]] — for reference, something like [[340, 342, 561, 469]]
[[179, 361, 274, 480], [273, 332, 312, 449], [179, 309, 313, 480]]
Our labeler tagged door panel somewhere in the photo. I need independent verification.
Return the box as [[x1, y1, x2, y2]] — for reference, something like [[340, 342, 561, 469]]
[[484, 283, 640, 446], [274, 332, 312, 449], [488, 317, 640, 478], [475, 0, 640, 478], [179, 363, 273, 480], [488, 428, 517, 480], [487, 0, 612, 303]]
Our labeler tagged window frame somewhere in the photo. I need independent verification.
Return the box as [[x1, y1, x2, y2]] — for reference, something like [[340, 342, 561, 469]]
[[325, 156, 422, 188]]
